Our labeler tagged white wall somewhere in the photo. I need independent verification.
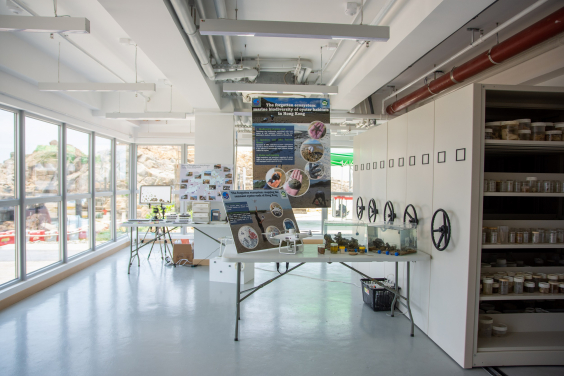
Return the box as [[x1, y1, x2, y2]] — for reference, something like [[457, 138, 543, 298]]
[[194, 113, 234, 165]]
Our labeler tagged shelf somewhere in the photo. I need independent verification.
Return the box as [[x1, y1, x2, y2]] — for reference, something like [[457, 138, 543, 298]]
[[324, 221, 367, 227], [484, 192, 564, 197], [482, 244, 564, 249], [477, 331, 564, 352], [480, 292, 564, 301], [485, 140, 564, 152]]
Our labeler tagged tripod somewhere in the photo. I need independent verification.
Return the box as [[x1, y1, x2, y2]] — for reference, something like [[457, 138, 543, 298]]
[[143, 204, 173, 261]]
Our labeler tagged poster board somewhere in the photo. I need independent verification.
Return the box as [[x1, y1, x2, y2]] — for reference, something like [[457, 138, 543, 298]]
[[252, 97, 331, 208], [223, 190, 300, 254], [139, 185, 172, 204], [178, 164, 234, 201]]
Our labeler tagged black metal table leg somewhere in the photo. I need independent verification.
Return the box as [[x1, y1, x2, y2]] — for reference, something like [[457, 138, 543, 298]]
[[235, 262, 241, 341], [407, 261, 415, 337]]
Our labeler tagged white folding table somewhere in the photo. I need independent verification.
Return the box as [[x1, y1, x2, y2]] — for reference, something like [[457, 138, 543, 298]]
[[222, 244, 431, 341], [120, 221, 230, 273]]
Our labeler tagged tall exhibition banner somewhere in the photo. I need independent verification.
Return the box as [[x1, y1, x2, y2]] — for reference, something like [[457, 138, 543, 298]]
[[252, 98, 331, 208]]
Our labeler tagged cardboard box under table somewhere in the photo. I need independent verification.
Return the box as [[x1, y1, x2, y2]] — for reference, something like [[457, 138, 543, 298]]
[[173, 243, 193, 264]]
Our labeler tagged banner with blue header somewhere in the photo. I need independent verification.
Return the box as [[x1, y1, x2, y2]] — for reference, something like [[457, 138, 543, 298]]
[[252, 97, 331, 208]]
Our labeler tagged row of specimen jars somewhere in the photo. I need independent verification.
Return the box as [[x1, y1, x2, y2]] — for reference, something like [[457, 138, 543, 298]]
[[484, 177, 563, 193], [483, 226, 563, 244], [485, 120, 564, 141], [480, 271, 564, 295]]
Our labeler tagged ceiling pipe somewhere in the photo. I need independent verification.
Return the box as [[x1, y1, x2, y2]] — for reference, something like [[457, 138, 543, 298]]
[[386, 4, 564, 115], [215, 68, 259, 81], [170, 0, 215, 79], [327, 0, 396, 86], [213, 0, 236, 65], [195, 0, 222, 64]]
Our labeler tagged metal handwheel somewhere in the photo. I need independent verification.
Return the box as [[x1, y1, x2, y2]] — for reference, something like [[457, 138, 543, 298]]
[[403, 204, 419, 226], [383, 201, 396, 223], [431, 209, 451, 251], [356, 197, 365, 220], [368, 199, 378, 223]]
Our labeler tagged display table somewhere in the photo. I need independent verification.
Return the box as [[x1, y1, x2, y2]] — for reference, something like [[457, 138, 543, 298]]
[[222, 243, 430, 341], [120, 221, 230, 273]]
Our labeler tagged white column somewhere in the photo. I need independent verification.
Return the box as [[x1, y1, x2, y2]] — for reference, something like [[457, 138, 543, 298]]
[[194, 113, 234, 164]]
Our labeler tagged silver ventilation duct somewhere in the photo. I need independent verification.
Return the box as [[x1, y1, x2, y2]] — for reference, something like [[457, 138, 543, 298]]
[[213, 0, 236, 65], [195, 0, 222, 65]]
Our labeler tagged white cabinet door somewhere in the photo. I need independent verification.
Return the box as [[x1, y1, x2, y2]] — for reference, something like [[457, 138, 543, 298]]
[[353, 135, 362, 221], [369, 124, 388, 278], [428, 84, 481, 368], [405, 102, 435, 334]]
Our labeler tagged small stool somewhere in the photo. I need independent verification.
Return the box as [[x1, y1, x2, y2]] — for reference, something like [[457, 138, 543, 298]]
[[218, 236, 233, 257]]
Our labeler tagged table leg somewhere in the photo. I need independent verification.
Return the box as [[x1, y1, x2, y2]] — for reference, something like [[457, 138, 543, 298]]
[[407, 261, 414, 337], [390, 262, 399, 317], [128, 227, 133, 274], [235, 262, 241, 341], [136, 228, 140, 267]]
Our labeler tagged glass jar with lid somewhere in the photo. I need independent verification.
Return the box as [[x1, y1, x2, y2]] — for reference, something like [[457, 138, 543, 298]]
[[479, 316, 494, 338], [524, 281, 535, 293], [514, 276, 524, 294], [492, 323, 508, 337], [499, 278, 510, 295], [485, 122, 502, 140], [545, 122, 555, 132], [531, 122, 546, 141], [515, 119, 531, 130], [555, 122, 564, 134], [518, 129, 531, 140], [501, 121, 519, 140], [546, 130, 562, 141], [483, 278, 493, 295], [549, 230, 558, 244], [539, 282, 550, 294], [330, 243, 339, 254], [526, 177, 538, 192], [484, 128, 494, 140]]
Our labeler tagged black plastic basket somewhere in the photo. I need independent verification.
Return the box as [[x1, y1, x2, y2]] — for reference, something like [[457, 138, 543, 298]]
[[360, 278, 399, 312]]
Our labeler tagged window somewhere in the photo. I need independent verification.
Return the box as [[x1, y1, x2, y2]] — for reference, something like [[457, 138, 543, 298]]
[[67, 199, 90, 257], [331, 148, 353, 193], [294, 208, 322, 233], [26, 202, 60, 274], [116, 141, 130, 190], [136, 145, 180, 219], [66, 128, 90, 194], [95, 136, 112, 192], [116, 194, 130, 238], [0, 109, 16, 199], [25, 117, 59, 197], [0, 206, 16, 285], [95, 197, 112, 246], [186, 145, 195, 164], [236, 146, 253, 190]]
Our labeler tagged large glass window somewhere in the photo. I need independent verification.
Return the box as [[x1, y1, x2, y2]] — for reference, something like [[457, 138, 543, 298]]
[[67, 199, 90, 257], [66, 129, 90, 194], [186, 145, 195, 164], [25, 117, 59, 197], [236, 145, 253, 190], [331, 148, 353, 193], [95, 136, 112, 192], [136, 145, 180, 219], [0, 109, 16, 199], [116, 194, 130, 238], [95, 197, 112, 246], [26, 202, 60, 274], [0, 206, 16, 285], [116, 141, 130, 190]]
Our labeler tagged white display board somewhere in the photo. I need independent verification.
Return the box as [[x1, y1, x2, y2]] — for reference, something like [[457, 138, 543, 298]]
[[139, 185, 172, 204], [178, 163, 234, 201]]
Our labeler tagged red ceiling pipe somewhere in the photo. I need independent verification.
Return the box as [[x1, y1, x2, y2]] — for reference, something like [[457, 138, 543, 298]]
[[386, 6, 564, 115]]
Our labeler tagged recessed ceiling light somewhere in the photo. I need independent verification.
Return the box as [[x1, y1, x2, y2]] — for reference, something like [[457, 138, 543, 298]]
[[38, 83, 156, 92], [223, 83, 338, 95]]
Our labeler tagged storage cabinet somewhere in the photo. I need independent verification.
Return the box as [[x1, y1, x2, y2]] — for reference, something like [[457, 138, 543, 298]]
[[353, 84, 564, 368]]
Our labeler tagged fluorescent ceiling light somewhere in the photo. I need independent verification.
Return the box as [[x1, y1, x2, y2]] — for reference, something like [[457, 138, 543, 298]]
[[106, 113, 192, 120], [200, 19, 389, 41], [38, 83, 156, 92], [223, 83, 338, 95], [0, 15, 90, 33]]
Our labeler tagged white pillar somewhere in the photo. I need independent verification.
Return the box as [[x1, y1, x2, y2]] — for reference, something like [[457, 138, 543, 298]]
[[194, 113, 234, 164]]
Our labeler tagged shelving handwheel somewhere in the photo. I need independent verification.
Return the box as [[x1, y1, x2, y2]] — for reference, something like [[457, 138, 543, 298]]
[[356, 197, 365, 220], [431, 209, 451, 251], [368, 199, 378, 223]]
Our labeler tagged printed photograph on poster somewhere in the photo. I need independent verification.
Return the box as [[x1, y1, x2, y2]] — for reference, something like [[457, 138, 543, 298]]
[[178, 164, 234, 201], [252, 97, 331, 208], [223, 190, 300, 254]]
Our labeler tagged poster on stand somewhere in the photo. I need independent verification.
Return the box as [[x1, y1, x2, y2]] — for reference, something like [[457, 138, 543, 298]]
[[252, 97, 331, 208], [178, 163, 234, 201], [223, 190, 300, 254]]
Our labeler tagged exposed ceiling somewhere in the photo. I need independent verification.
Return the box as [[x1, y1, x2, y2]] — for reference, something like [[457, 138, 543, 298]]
[[1, 0, 563, 145]]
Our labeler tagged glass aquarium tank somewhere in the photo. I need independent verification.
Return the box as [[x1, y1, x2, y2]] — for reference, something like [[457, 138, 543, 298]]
[[367, 222, 418, 256], [323, 220, 368, 250]]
